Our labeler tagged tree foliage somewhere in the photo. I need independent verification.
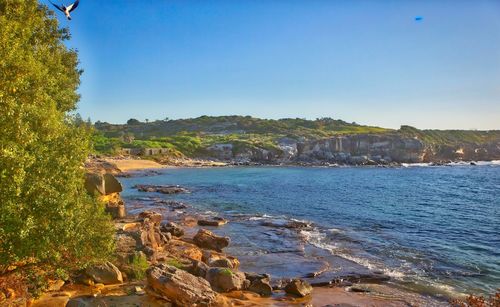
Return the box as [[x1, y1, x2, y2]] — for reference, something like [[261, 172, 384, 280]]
[[0, 0, 114, 275]]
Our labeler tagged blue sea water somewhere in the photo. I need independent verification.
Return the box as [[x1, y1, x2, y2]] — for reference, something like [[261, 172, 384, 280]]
[[120, 163, 500, 297]]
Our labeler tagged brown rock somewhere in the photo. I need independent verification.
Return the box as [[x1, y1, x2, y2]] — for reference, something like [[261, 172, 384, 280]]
[[186, 260, 209, 278], [197, 218, 228, 227], [84, 172, 105, 195], [203, 250, 240, 270], [167, 239, 203, 261], [160, 222, 184, 237], [284, 279, 312, 297], [193, 229, 230, 252], [206, 268, 246, 293], [103, 173, 123, 194], [85, 261, 123, 285], [138, 211, 163, 225], [248, 279, 273, 297], [135, 184, 189, 194], [146, 264, 217, 306]]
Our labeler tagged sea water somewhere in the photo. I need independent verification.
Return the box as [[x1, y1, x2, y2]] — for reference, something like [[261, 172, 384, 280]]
[[120, 163, 500, 297]]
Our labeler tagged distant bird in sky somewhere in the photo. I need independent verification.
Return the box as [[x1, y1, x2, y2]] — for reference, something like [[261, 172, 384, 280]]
[[49, 0, 80, 20], [415, 16, 424, 22]]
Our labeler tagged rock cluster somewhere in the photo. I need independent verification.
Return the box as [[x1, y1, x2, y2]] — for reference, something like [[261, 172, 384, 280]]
[[84, 172, 126, 219], [134, 184, 189, 194], [193, 229, 230, 252]]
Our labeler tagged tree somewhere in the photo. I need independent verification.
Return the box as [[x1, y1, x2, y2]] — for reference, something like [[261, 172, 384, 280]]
[[127, 118, 141, 125], [0, 0, 114, 278]]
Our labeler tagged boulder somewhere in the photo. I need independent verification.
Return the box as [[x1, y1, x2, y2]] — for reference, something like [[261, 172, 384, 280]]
[[134, 184, 189, 194], [103, 193, 126, 219], [205, 268, 246, 293], [84, 173, 105, 195], [186, 260, 209, 278], [146, 264, 217, 306], [167, 239, 203, 261], [197, 218, 228, 227], [248, 279, 273, 297], [161, 222, 184, 237], [103, 173, 123, 194], [138, 211, 163, 225], [209, 258, 234, 269], [245, 272, 273, 297], [202, 250, 240, 270], [193, 229, 230, 252], [284, 279, 312, 297], [85, 262, 123, 285]]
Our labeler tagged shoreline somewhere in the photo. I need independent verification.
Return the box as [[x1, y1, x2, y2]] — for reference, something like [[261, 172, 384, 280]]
[[29, 169, 470, 306], [99, 157, 500, 174], [119, 182, 453, 306]]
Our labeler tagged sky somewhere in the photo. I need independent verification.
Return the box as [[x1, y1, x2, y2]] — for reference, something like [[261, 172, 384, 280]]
[[48, 0, 500, 129]]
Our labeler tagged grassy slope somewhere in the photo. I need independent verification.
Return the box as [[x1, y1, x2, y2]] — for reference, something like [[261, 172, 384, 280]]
[[92, 116, 499, 156]]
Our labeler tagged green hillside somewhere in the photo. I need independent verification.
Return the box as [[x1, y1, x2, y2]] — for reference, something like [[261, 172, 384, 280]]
[[91, 116, 499, 157], [92, 116, 391, 156]]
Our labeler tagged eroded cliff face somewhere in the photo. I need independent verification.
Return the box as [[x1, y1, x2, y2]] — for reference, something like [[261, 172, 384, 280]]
[[205, 134, 500, 165], [295, 135, 426, 164]]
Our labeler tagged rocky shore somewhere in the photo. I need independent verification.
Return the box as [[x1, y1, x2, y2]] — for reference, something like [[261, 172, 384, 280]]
[[24, 169, 451, 307]]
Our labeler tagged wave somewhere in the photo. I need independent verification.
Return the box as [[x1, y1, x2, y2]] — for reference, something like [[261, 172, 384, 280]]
[[298, 228, 468, 298], [402, 160, 500, 168]]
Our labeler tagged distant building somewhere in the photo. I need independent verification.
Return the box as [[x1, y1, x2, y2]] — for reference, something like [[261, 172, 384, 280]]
[[121, 148, 171, 156]]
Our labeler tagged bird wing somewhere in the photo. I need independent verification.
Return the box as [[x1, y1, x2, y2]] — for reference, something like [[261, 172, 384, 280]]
[[67, 0, 80, 12], [48, 0, 64, 12]]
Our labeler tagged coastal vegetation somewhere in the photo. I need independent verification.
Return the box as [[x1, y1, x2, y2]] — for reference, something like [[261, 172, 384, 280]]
[[0, 0, 114, 296], [91, 116, 500, 160]]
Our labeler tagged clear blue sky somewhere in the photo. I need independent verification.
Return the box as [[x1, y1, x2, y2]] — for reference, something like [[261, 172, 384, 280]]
[[49, 0, 500, 129]]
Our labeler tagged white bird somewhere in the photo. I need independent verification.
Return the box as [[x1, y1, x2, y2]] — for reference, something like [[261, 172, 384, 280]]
[[49, 0, 80, 20]]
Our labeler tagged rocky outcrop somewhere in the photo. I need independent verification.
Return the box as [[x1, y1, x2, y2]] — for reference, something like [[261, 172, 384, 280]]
[[194, 229, 230, 252], [198, 217, 228, 227], [205, 268, 246, 293], [245, 273, 273, 297], [203, 133, 500, 164], [146, 264, 218, 306], [284, 279, 313, 297], [85, 172, 126, 219], [161, 222, 184, 237], [134, 184, 189, 194], [85, 262, 123, 285]]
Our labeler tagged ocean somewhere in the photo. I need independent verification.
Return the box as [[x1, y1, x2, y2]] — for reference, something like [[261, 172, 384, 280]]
[[120, 163, 500, 298]]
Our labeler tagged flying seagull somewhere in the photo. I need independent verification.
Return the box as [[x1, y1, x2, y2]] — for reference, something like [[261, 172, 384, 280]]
[[49, 0, 80, 20]]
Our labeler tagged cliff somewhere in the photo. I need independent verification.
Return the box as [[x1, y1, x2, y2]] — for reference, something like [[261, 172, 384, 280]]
[[93, 116, 500, 165]]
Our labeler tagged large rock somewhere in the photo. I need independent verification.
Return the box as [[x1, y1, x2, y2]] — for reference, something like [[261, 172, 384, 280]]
[[197, 217, 228, 227], [161, 222, 184, 237], [85, 172, 123, 196], [101, 192, 126, 219], [248, 279, 273, 297], [146, 264, 217, 306], [138, 211, 163, 225], [167, 240, 203, 262], [186, 260, 209, 278], [85, 262, 123, 285], [103, 173, 123, 194], [202, 250, 240, 270], [205, 268, 246, 293], [284, 279, 312, 297], [135, 184, 189, 194], [193, 229, 230, 252], [245, 272, 273, 297], [84, 172, 105, 195]]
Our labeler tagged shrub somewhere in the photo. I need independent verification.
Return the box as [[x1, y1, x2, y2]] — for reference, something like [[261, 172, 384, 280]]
[[129, 253, 149, 280], [0, 0, 114, 294]]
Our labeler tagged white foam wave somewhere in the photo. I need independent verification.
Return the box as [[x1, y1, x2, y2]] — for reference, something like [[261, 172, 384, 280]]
[[300, 229, 407, 280]]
